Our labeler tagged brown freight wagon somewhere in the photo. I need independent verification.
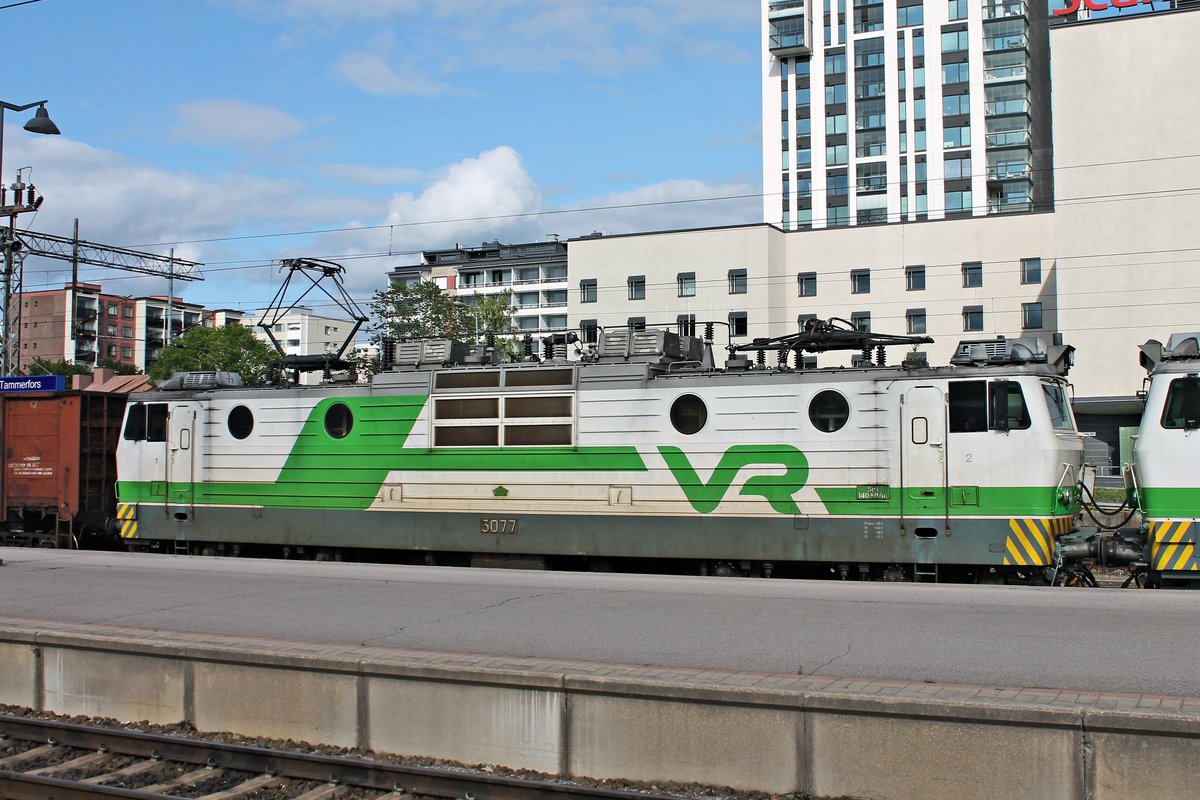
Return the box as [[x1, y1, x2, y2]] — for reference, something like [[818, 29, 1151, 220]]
[[0, 390, 127, 548]]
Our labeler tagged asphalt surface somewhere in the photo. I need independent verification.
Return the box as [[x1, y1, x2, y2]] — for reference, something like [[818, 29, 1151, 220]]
[[0, 548, 1192, 697]]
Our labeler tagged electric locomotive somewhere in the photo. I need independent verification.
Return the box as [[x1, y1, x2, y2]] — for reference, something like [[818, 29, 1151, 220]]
[[1129, 333, 1200, 587], [113, 318, 1087, 583]]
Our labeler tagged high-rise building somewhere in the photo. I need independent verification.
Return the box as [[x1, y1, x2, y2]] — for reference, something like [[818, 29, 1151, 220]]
[[762, 0, 1052, 229]]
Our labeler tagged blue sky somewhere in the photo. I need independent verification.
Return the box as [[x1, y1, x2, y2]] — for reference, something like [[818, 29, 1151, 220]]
[[3, 0, 763, 313]]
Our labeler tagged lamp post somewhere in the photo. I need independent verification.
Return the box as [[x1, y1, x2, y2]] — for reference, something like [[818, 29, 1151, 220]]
[[0, 100, 60, 376]]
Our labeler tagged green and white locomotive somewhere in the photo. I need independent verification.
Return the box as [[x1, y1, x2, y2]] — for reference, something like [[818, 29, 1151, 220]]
[[1130, 333, 1200, 587], [114, 316, 1088, 583]]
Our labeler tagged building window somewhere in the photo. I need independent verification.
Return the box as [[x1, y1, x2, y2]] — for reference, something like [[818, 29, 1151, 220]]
[[107, 324, 117, 335], [944, 126, 971, 149], [906, 265, 926, 291], [729, 311, 748, 337], [826, 144, 849, 166], [627, 275, 646, 301], [107, 344, 117, 357], [943, 94, 970, 117], [962, 261, 983, 288], [963, 305, 984, 332], [942, 62, 971, 84], [121, 347, 133, 358], [798, 313, 819, 331], [1021, 257, 1042, 285], [945, 154, 972, 179], [107, 303, 118, 316], [123, 306, 133, 318], [941, 29, 969, 53], [627, 316, 646, 331], [906, 308, 927, 335], [1022, 302, 1044, 329], [580, 279, 597, 304], [851, 311, 871, 332], [949, 0, 968, 19], [851, 269, 871, 294], [677, 272, 696, 298], [946, 190, 973, 213], [580, 319, 598, 344], [898, 4, 923, 25], [677, 313, 697, 337], [728, 269, 747, 295]]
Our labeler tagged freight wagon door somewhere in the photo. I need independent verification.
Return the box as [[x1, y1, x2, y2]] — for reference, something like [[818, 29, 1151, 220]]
[[3, 396, 77, 519], [166, 403, 198, 508], [901, 386, 948, 535]]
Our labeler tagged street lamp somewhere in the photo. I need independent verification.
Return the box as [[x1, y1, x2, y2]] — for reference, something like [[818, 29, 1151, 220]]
[[0, 100, 60, 376]]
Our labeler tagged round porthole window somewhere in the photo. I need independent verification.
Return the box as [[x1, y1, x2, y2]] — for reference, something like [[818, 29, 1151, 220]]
[[670, 394, 708, 435], [324, 402, 353, 439], [227, 405, 254, 440], [808, 390, 849, 433]]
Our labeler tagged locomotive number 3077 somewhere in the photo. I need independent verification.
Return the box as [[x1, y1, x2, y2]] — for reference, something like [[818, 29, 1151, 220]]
[[481, 518, 518, 534]]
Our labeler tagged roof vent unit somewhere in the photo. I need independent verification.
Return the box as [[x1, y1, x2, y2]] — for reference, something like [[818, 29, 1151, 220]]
[[597, 328, 704, 365], [950, 336, 1048, 367], [1164, 333, 1200, 360], [418, 339, 467, 367], [158, 371, 244, 391]]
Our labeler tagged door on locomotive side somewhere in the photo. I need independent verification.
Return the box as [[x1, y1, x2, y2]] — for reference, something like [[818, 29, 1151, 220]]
[[901, 385, 949, 540], [166, 402, 199, 509]]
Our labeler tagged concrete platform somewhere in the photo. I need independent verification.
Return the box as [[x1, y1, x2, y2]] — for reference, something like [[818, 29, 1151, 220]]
[[1, 617, 1198, 800]]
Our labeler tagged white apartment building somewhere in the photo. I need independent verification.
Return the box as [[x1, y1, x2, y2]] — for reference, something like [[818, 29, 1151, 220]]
[[389, 240, 570, 354], [762, 0, 1052, 229], [250, 306, 356, 385], [133, 296, 205, 371]]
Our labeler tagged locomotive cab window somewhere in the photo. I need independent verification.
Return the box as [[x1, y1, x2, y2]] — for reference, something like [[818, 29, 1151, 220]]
[[123, 402, 169, 442], [1042, 382, 1075, 432], [227, 405, 254, 439], [949, 382, 987, 432], [989, 381, 1030, 432], [809, 390, 850, 433], [1161, 376, 1200, 429]]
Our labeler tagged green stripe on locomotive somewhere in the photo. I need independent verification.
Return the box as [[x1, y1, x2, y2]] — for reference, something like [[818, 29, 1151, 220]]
[[116, 393, 1077, 520]]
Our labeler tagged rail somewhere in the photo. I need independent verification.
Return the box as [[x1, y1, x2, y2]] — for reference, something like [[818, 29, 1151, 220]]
[[0, 714, 687, 800]]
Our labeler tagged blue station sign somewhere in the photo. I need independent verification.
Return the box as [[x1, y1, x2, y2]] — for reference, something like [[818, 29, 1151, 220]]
[[0, 375, 66, 393]]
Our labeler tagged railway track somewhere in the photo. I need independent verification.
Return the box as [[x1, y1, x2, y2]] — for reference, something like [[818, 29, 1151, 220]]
[[0, 714, 685, 800]]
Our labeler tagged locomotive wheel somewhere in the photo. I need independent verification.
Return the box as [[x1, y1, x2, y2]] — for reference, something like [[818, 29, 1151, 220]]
[[200, 546, 218, 557], [710, 561, 736, 578], [314, 549, 336, 562], [880, 565, 909, 582]]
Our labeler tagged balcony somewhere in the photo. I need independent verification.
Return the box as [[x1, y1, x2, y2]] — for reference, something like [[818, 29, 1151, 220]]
[[988, 197, 1032, 214], [983, 1, 1027, 19], [987, 166, 1031, 181], [768, 8, 811, 57], [985, 98, 1030, 116], [984, 34, 1027, 52], [984, 64, 1027, 83], [985, 129, 1030, 148]]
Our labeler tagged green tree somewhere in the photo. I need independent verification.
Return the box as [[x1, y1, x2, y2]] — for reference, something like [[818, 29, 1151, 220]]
[[368, 281, 521, 361], [149, 324, 279, 386], [368, 280, 465, 343], [459, 289, 521, 359], [26, 358, 91, 377]]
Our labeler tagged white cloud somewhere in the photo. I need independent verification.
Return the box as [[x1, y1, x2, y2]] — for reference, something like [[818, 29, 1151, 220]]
[[169, 100, 307, 150], [333, 53, 458, 97]]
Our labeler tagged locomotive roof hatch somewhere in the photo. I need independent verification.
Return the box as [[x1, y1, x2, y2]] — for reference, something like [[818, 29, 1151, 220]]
[[950, 335, 1074, 376], [156, 371, 244, 391], [1139, 333, 1200, 373]]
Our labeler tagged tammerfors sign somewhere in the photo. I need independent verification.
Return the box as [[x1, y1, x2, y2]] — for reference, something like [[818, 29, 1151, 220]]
[[0, 375, 65, 393], [1055, 0, 1160, 15]]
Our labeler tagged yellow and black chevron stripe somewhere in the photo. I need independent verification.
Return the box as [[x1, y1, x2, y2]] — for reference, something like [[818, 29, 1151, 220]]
[[1148, 520, 1198, 573], [115, 503, 138, 539], [1002, 517, 1072, 567]]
